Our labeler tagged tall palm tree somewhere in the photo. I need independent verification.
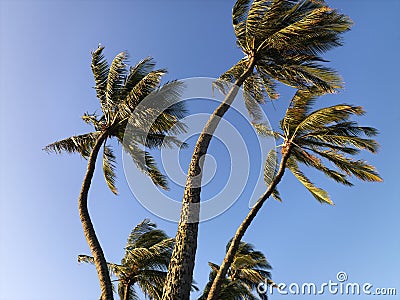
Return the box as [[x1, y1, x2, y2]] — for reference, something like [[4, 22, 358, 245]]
[[45, 47, 186, 300], [163, 1, 352, 299], [206, 88, 382, 300], [78, 219, 175, 300], [199, 241, 273, 300]]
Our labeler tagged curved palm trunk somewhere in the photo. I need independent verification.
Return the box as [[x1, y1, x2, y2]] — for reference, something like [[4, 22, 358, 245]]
[[206, 148, 291, 300], [162, 57, 255, 300], [78, 131, 114, 300]]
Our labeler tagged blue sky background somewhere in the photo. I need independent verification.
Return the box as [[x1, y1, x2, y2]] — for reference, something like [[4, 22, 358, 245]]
[[0, 1, 399, 299]]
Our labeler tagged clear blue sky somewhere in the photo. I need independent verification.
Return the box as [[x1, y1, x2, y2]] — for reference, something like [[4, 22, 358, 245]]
[[0, 1, 399, 299]]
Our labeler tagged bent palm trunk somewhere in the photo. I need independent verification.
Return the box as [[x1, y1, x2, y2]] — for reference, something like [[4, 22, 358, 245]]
[[162, 58, 255, 300], [78, 131, 114, 300], [206, 147, 291, 300]]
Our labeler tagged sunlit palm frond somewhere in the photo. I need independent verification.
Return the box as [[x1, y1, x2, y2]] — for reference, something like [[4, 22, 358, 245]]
[[202, 241, 272, 299], [106, 51, 128, 112], [78, 254, 122, 277], [293, 104, 364, 136], [91, 46, 109, 111], [311, 149, 382, 182], [44, 132, 100, 159], [126, 219, 158, 249], [287, 156, 332, 204], [264, 149, 278, 187], [102, 144, 117, 194], [122, 140, 168, 190], [290, 147, 352, 186], [118, 57, 156, 102]]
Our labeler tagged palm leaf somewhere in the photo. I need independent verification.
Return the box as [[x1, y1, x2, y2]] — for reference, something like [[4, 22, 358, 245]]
[[102, 144, 117, 194], [293, 104, 364, 135], [264, 149, 278, 187], [44, 132, 100, 159], [312, 149, 382, 182], [106, 51, 127, 111], [287, 157, 333, 204], [91, 46, 109, 112], [78, 254, 122, 277]]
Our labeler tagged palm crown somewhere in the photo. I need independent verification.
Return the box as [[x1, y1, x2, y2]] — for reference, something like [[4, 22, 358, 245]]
[[78, 219, 175, 300], [45, 46, 186, 193], [200, 241, 272, 300], [219, 0, 353, 105], [264, 89, 382, 204]]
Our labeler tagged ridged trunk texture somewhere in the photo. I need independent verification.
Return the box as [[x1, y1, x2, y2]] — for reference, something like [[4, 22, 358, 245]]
[[206, 147, 292, 300], [162, 58, 255, 300], [78, 131, 114, 300]]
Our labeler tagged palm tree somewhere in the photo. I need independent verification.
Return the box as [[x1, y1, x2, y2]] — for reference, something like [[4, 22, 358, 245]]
[[199, 241, 273, 300], [163, 1, 352, 298], [45, 47, 186, 300], [206, 88, 382, 300], [78, 219, 175, 300]]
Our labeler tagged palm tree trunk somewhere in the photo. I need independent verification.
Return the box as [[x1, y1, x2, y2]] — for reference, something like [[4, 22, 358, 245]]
[[162, 57, 256, 300], [78, 131, 114, 300], [206, 148, 292, 300]]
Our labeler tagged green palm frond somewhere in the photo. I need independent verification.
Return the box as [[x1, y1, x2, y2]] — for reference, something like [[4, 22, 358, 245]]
[[78, 254, 122, 277], [281, 88, 322, 135], [123, 69, 166, 112], [257, 2, 352, 54], [272, 188, 282, 202], [264, 149, 278, 187], [202, 241, 272, 299], [304, 133, 379, 153], [291, 147, 352, 186], [225, 0, 352, 102], [287, 157, 332, 204], [44, 132, 100, 159], [91, 46, 109, 111], [118, 57, 156, 103], [126, 219, 158, 249], [293, 104, 364, 136], [232, 0, 252, 50], [102, 144, 117, 194], [311, 149, 382, 182], [122, 140, 168, 190], [106, 51, 128, 111]]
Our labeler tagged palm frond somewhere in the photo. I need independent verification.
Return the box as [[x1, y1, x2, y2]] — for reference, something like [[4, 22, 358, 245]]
[[293, 104, 364, 136], [118, 57, 156, 103], [78, 254, 122, 277], [264, 149, 278, 187], [291, 147, 352, 186], [44, 132, 100, 159], [91, 46, 109, 111], [126, 219, 157, 249], [106, 51, 128, 112], [281, 87, 323, 134], [287, 157, 333, 204], [232, 0, 252, 50], [258, 2, 352, 54], [121, 140, 168, 190], [103, 144, 117, 194], [272, 187, 282, 202], [312, 149, 382, 182]]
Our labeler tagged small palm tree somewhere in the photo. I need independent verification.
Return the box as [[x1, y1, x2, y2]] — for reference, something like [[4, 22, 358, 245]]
[[45, 47, 186, 300], [200, 241, 272, 300], [79, 219, 175, 300], [163, 1, 353, 298], [206, 89, 382, 300]]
